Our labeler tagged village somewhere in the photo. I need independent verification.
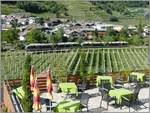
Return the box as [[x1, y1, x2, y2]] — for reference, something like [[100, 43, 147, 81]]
[[1, 13, 150, 51]]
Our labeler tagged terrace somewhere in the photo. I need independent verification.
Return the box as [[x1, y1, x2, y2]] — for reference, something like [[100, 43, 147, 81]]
[[2, 71, 150, 112]]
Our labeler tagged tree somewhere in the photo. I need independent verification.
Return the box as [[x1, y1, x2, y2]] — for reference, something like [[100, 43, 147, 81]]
[[127, 35, 144, 45], [109, 16, 119, 22], [54, 29, 64, 43], [137, 19, 143, 38], [118, 27, 129, 41], [21, 55, 33, 112], [1, 29, 19, 43], [106, 8, 112, 15], [17, 1, 47, 13], [76, 37, 84, 44], [26, 29, 46, 43], [94, 28, 99, 38]]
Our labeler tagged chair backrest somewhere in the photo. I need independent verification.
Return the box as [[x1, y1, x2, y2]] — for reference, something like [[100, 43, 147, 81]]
[[81, 81, 87, 89], [45, 99, 52, 106], [100, 80, 110, 87], [100, 80, 111, 91], [103, 83, 111, 91], [101, 79, 110, 84], [133, 84, 141, 98], [115, 77, 124, 84], [80, 93, 90, 105], [101, 88, 109, 100], [145, 76, 150, 81], [129, 75, 137, 83]]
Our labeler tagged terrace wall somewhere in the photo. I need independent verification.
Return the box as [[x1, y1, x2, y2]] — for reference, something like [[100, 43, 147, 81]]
[[3, 83, 15, 112]]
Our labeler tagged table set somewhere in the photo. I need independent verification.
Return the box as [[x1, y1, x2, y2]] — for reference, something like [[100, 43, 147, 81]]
[[96, 76, 113, 86], [109, 88, 133, 105]]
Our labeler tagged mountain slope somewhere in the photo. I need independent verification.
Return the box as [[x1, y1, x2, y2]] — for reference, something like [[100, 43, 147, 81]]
[[60, 1, 100, 21]]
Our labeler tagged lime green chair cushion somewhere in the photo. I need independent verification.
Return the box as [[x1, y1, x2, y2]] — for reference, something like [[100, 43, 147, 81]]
[[13, 86, 25, 99]]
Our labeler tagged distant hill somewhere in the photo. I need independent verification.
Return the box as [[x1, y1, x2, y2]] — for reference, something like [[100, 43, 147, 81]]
[[1, 1, 149, 25]]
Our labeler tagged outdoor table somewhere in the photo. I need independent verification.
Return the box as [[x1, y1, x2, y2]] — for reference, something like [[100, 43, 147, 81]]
[[96, 76, 113, 86], [129, 72, 145, 83], [109, 88, 133, 105], [12, 86, 25, 99], [59, 83, 78, 95], [54, 100, 80, 112]]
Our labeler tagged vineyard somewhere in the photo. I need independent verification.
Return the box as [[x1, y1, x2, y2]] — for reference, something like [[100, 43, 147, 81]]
[[1, 47, 148, 81]]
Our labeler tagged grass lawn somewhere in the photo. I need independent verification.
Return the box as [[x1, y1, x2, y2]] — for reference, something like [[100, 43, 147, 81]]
[[1, 4, 25, 15], [1, 4, 56, 20], [61, 1, 100, 21]]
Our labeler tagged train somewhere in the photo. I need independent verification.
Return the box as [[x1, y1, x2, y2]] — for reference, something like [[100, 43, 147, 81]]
[[25, 41, 128, 52]]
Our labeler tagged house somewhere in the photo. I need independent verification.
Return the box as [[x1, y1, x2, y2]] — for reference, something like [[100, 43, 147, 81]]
[[143, 25, 150, 37], [128, 25, 137, 32], [28, 17, 36, 24]]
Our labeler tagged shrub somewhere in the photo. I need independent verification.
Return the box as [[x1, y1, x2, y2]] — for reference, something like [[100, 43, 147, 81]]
[[21, 55, 33, 112], [109, 16, 119, 22]]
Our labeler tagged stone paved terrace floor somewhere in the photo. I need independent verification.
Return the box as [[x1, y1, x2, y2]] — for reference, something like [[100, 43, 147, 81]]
[[40, 87, 149, 112]]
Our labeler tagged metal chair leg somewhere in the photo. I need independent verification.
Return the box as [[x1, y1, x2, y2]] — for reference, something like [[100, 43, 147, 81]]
[[100, 99, 102, 108], [107, 102, 109, 110]]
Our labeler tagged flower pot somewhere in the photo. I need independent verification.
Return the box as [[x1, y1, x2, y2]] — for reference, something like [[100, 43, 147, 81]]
[[52, 83, 59, 93]]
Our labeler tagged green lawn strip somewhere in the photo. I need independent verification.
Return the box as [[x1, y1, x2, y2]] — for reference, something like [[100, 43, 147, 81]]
[[125, 48, 137, 70], [95, 49, 100, 73], [133, 48, 147, 69], [67, 49, 79, 73], [88, 49, 95, 74], [116, 49, 125, 71], [129, 48, 144, 70]]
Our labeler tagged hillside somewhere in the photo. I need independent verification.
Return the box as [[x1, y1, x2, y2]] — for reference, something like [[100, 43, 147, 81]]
[[61, 1, 100, 21], [1, 1, 149, 25]]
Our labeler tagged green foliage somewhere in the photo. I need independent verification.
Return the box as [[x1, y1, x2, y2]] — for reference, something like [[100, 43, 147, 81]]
[[15, 42, 25, 50], [16, 1, 67, 15], [55, 29, 64, 42], [21, 55, 33, 112], [137, 20, 143, 37], [2, 105, 8, 112], [123, 9, 131, 16], [16, 1, 47, 13], [124, 1, 149, 7], [103, 35, 115, 42], [127, 35, 144, 45], [109, 16, 119, 22], [117, 28, 129, 41], [26, 29, 46, 43], [1, 1, 17, 4], [2, 29, 19, 43], [48, 29, 64, 43], [106, 8, 112, 15], [76, 37, 84, 44]]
